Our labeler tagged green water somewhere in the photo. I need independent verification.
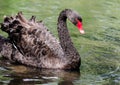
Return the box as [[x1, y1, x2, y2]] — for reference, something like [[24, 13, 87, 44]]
[[0, 0, 120, 85]]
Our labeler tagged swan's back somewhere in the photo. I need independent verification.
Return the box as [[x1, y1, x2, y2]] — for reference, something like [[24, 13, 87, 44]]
[[29, 21, 64, 58]]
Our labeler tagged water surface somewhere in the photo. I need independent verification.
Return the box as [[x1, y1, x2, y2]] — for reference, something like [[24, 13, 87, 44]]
[[0, 0, 120, 85]]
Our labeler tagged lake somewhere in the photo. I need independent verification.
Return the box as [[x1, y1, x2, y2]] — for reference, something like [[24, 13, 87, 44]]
[[0, 0, 120, 85]]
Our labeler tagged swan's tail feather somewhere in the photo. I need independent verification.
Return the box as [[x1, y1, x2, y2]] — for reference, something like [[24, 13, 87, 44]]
[[17, 12, 28, 23], [29, 16, 36, 23]]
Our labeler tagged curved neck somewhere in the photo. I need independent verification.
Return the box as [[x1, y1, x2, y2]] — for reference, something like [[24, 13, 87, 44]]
[[57, 9, 79, 55]]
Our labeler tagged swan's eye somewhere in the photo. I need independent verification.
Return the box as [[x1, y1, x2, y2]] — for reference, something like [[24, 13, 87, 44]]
[[77, 17, 82, 22]]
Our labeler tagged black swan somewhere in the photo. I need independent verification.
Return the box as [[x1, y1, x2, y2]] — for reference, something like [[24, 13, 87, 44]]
[[0, 9, 84, 70]]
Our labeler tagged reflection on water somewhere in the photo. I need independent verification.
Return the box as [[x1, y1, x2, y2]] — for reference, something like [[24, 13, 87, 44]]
[[58, 81, 74, 85], [0, 59, 80, 85]]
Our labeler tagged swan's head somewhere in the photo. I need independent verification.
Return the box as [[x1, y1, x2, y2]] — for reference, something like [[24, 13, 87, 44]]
[[67, 9, 85, 34]]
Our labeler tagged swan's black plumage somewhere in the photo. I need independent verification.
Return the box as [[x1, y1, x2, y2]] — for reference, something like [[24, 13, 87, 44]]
[[0, 9, 82, 70]]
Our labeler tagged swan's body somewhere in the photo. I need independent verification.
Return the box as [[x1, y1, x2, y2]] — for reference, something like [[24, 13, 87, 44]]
[[0, 9, 84, 70], [0, 35, 25, 63], [0, 35, 13, 60]]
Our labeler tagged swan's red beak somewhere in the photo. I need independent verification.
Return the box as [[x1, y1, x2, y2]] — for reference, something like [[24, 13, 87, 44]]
[[76, 20, 85, 34]]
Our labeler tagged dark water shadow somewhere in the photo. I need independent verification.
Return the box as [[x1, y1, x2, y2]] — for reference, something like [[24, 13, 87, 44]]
[[0, 59, 80, 85]]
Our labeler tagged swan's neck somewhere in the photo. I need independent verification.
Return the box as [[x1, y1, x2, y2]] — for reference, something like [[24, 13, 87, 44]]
[[57, 10, 79, 55]]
